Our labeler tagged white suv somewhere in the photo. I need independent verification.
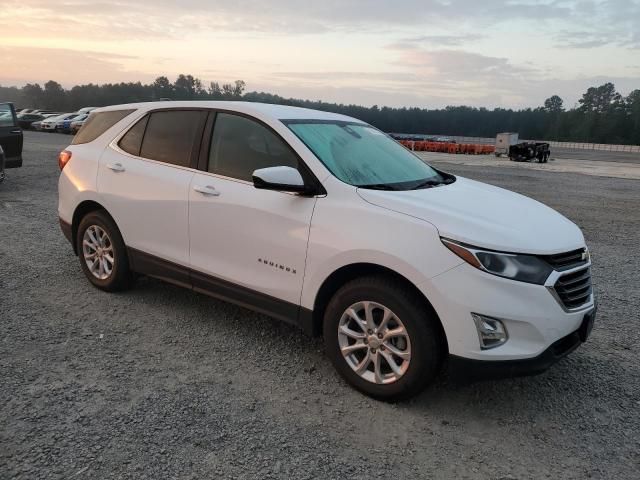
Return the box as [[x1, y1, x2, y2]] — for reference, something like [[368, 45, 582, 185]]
[[58, 102, 596, 400]]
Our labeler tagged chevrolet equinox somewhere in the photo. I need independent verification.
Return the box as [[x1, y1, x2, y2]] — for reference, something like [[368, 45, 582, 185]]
[[58, 102, 596, 400]]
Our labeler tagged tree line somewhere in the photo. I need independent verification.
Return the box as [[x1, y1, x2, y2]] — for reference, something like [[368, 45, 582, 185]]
[[1, 76, 638, 144]]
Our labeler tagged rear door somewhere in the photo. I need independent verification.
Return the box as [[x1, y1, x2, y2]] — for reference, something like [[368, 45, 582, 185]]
[[0, 103, 23, 167], [98, 109, 207, 276]]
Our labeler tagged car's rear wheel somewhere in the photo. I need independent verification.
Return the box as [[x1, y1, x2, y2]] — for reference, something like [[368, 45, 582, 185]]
[[77, 211, 133, 292], [323, 275, 443, 401]]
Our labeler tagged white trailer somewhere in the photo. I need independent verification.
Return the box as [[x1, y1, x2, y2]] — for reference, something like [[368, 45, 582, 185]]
[[495, 132, 519, 157]]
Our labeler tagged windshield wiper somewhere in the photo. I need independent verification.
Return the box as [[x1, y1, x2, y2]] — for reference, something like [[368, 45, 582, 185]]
[[358, 183, 400, 191], [413, 177, 455, 190], [413, 179, 443, 189]]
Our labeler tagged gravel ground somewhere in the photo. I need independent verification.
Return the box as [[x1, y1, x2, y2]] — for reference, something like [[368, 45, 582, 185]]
[[551, 147, 640, 164], [1, 131, 639, 480]]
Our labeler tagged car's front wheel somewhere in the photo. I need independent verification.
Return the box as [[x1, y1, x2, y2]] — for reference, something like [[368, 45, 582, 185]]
[[323, 275, 444, 401], [77, 211, 133, 292]]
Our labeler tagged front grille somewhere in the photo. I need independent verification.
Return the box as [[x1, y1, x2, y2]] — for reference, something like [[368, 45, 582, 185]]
[[542, 248, 588, 271], [553, 267, 592, 309]]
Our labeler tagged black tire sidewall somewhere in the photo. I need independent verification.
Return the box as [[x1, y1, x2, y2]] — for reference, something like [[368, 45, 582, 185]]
[[323, 277, 442, 401], [77, 211, 131, 292]]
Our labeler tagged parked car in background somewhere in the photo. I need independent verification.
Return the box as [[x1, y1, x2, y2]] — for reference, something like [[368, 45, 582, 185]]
[[53, 114, 80, 133], [61, 113, 88, 134], [32, 114, 59, 131], [58, 101, 596, 400], [77, 107, 97, 115], [70, 116, 88, 134], [18, 113, 46, 129], [0, 102, 23, 168], [41, 113, 76, 132]]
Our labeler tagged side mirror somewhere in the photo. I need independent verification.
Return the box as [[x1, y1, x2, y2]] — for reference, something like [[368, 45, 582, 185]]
[[252, 166, 309, 194]]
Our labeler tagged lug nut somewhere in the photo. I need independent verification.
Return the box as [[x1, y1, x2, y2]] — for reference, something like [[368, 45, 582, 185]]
[[371, 348, 376, 354], [380, 345, 385, 351], [377, 333, 383, 339], [367, 329, 373, 335]]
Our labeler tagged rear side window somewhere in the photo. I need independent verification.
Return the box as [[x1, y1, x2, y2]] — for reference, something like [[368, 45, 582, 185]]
[[72, 110, 134, 145], [140, 110, 203, 167], [208, 113, 299, 181], [118, 115, 149, 156]]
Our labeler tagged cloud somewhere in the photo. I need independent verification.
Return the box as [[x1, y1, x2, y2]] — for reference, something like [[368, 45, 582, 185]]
[[554, 0, 640, 49], [0, 0, 595, 38], [1, 0, 639, 109], [0, 47, 152, 86], [398, 34, 486, 47]]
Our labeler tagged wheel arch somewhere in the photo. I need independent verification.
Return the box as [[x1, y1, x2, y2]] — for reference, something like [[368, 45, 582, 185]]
[[308, 263, 448, 353], [71, 200, 119, 255]]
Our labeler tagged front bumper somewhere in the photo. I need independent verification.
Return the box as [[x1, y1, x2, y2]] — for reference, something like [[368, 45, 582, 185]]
[[447, 306, 595, 380], [422, 261, 595, 361]]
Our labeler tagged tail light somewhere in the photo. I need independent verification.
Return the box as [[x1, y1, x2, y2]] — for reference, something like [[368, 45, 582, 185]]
[[58, 150, 72, 170]]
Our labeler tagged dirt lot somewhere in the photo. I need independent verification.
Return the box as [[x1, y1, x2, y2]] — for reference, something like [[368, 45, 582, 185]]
[[1, 131, 639, 479]]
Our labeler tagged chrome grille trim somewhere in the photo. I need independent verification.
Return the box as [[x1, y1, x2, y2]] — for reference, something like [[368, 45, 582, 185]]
[[544, 262, 594, 312]]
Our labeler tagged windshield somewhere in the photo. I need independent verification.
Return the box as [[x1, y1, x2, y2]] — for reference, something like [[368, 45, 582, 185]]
[[285, 120, 452, 190]]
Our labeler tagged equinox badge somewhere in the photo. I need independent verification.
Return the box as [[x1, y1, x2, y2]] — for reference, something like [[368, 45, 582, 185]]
[[258, 258, 297, 275]]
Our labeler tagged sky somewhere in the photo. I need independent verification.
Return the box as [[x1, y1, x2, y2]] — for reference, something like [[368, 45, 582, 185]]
[[0, 0, 638, 109]]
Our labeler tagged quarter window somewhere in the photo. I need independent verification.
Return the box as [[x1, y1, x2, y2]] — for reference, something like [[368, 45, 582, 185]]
[[72, 110, 134, 145], [118, 115, 148, 156], [140, 110, 204, 167], [208, 113, 299, 181]]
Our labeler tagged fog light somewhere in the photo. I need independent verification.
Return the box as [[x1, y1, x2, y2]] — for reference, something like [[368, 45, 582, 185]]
[[471, 313, 508, 350]]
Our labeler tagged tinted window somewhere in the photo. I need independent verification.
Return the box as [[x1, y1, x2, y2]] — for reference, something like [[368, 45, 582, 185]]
[[209, 113, 298, 181], [118, 115, 148, 156], [72, 110, 134, 144], [0, 104, 17, 127], [140, 110, 203, 167]]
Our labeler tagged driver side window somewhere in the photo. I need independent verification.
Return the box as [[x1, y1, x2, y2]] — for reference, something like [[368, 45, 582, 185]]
[[208, 113, 299, 181], [0, 104, 16, 128]]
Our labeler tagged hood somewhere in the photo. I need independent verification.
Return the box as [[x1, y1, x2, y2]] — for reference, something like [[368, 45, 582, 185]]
[[357, 176, 585, 254]]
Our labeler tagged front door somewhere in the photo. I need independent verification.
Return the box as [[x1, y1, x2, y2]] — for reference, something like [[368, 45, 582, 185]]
[[189, 112, 317, 319], [0, 103, 23, 167]]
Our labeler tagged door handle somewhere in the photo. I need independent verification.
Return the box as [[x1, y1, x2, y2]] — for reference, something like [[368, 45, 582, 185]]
[[106, 163, 125, 172], [10, 129, 21, 134], [193, 185, 220, 196]]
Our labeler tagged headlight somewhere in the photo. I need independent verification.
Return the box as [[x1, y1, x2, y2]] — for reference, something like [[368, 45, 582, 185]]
[[441, 238, 553, 285]]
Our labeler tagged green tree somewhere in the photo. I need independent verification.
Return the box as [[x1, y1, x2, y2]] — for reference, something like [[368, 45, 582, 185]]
[[173, 74, 204, 100], [626, 89, 640, 144], [208, 82, 223, 99], [42, 80, 66, 110], [543, 95, 564, 112], [578, 82, 623, 113], [152, 76, 173, 100], [21, 83, 44, 107]]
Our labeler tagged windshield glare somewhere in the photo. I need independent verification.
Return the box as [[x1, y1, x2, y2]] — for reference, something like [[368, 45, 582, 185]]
[[285, 120, 449, 190]]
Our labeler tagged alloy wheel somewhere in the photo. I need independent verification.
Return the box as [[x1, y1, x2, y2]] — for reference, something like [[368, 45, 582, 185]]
[[82, 225, 114, 280], [337, 301, 411, 384]]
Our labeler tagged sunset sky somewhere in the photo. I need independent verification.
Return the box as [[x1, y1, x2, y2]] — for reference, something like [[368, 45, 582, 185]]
[[1, 0, 638, 108]]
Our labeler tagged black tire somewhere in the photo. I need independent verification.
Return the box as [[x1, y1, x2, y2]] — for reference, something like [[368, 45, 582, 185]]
[[76, 210, 133, 292], [323, 275, 444, 401]]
